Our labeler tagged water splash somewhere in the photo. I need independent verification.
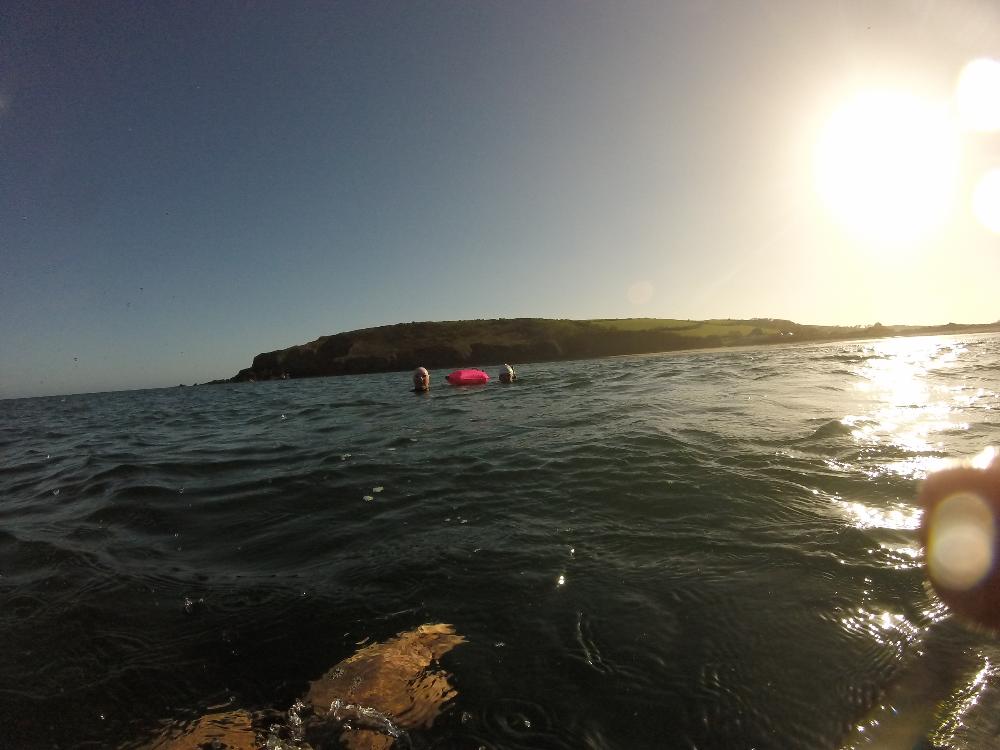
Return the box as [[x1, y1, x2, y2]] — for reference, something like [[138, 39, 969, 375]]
[[329, 697, 405, 739]]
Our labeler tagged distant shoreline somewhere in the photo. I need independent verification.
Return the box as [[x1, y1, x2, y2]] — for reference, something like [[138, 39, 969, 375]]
[[215, 317, 1000, 385], [5, 321, 998, 402]]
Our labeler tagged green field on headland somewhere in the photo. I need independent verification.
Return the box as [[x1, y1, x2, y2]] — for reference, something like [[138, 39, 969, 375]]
[[223, 317, 1000, 383]]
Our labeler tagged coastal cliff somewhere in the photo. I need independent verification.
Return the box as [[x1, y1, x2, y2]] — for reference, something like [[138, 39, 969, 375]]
[[226, 317, 1000, 383]]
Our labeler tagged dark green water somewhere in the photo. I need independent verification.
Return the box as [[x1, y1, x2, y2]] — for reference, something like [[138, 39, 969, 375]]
[[3, 334, 1000, 749]]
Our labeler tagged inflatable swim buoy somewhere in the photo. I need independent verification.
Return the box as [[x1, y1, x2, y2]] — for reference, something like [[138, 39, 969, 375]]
[[445, 368, 490, 386]]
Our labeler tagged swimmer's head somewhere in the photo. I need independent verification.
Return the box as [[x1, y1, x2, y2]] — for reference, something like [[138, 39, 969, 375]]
[[413, 366, 430, 392], [499, 364, 516, 384]]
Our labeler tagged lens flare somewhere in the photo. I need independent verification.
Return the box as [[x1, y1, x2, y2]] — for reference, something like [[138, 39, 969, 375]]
[[927, 491, 995, 591]]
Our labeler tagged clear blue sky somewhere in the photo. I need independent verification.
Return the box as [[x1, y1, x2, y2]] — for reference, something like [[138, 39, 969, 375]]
[[2, 1, 999, 398]]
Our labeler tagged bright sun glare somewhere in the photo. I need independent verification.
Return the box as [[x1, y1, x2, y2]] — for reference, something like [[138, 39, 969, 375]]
[[956, 57, 1000, 132], [973, 169, 1000, 234], [814, 90, 960, 248]]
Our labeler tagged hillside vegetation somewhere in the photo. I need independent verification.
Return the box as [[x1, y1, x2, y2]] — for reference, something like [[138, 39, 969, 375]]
[[226, 317, 1000, 383]]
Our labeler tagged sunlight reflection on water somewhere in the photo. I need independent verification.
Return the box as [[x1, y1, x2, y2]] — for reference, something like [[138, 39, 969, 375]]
[[828, 337, 1000, 748], [841, 606, 921, 649], [933, 658, 999, 748], [875, 543, 922, 571], [834, 499, 922, 530], [847, 338, 970, 455]]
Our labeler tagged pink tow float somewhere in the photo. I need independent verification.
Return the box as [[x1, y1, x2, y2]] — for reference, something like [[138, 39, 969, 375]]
[[445, 368, 490, 386]]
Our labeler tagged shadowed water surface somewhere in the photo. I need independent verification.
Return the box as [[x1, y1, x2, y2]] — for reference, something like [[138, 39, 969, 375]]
[[3, 334, 1000, 748]]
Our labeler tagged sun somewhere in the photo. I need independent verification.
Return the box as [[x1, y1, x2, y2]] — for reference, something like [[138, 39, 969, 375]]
[[814, 90, 960, 248]]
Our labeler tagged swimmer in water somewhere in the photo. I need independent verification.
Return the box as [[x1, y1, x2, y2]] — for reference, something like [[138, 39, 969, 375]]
[[136, 623, 466, 750], [412, 366, 430, 393], [499, 364, 516, 384]]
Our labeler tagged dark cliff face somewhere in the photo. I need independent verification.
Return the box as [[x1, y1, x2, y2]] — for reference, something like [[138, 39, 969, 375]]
[[228, 319, 726, 382]]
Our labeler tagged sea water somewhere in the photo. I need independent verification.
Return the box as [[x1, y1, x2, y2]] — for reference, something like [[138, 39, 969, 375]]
[[2, 333, 1000, 749]]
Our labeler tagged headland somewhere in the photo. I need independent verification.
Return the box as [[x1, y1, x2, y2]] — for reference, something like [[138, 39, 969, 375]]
[[220, 317, 1000, 384]]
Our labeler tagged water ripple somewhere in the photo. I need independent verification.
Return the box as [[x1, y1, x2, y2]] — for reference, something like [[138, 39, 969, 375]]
[[3, 333, 1000, 748]]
